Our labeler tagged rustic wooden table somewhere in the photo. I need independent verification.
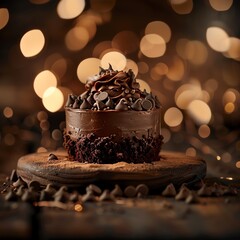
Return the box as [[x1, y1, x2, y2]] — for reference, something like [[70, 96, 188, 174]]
[[1, 172, 240, 240]]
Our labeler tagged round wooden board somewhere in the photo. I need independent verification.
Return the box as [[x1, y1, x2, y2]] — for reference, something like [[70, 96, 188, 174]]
[[17, 150, 206, 191]]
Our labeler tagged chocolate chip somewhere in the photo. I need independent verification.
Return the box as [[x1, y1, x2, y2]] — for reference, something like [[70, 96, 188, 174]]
[[175, 186, 191, 201], [40, 190, 52, 201], [80, 99, 92, 110], [95, 100, 106, 110], [124, 185, 137, 198], [136, 184, 149, 197], [13, 177, 27, 188], [5, 189, 18, 201], [141, 99, 153, 110], [197, 184, 212, 196], [131, 99, 142, 111], [69, 191, 80, 203], [81, 191, 96, 202], [72, 99, 80, 109], [162, 183, 177, 197], [185, 192, 199, 204], [99, 189, 115, 201], [80, 90, 89, 100], [10, 169, 18, 182], [115, 98, 128, 111], [105, 97, 115, 109], [29, 180, 41, 191], [16, 185, 26, 197], [21, 190, 37, 203], [96, 91, 108, 101], [86, 184, 102, 195], [48, 153, 58, 160], [65, 94, 75, 107], [111, 184, 123, 198], [44, 184, 57, 195]]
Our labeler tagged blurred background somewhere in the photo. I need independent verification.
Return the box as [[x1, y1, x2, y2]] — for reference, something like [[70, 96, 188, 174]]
[[0, 0, 239, 177]]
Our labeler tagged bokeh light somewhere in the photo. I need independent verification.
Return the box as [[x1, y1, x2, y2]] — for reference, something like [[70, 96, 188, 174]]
[[101, 51, 126, 70], [0, 8, 9, 30], [57, 0, 85, 19], [140, 34, 166, 58], [164, 107, 183, 127], [206, 27, 230, 52], [42, 87, 64, 112], [136, 79, 151, 93], [33, 70, 57, 98], [77, 58, 101, 84], [20, 29, 45, 57], [209, 0, 233, 11]]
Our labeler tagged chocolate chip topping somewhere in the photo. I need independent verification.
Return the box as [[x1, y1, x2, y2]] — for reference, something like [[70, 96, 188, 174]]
[[65, 66, 161, 111]]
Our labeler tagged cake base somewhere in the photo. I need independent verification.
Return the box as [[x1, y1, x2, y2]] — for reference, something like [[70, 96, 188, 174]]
[[17, 150, 206, 191]]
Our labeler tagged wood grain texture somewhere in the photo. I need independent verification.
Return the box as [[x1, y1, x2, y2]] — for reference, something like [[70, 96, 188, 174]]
[[17, 150, 206, 190]]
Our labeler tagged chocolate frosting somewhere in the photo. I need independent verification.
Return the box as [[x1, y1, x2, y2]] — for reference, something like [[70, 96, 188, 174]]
[[65, 65, 161, 111]]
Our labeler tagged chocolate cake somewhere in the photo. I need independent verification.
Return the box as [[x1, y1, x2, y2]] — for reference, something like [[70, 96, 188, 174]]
[[63, 65, 164, 164]]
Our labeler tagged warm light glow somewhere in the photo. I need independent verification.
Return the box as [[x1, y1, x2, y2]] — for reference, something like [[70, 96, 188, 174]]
[[224, 102, 235, 114], [175, 83, 202, 109], [101, 51, 127, 70], [145, 21, 171, 43], [57, 0, 85, 19], [77, 58, 101, 84], [187, 100, 212, 125], [164, 107, 183, 127], [216, 155, 221, 161], [65, 26, 89, 51], [3, 107, 13, 118], [224, 37, 240, 60], [209, 0, 233, 11], [137, 62, 149, 74], [206, 27, 230, 52], [90, 0, 116, 12], [186, 147, 196, 157], [140, 34, 166, 58], [198, 124, 211, 138], [42, 87, 64, 112], [166, 57, 184, 81], [185, 40, 208, 65], [34, 70, 57, 98], [0, 8, 9, 30], [221, 152, 232, 163], [20, 29, 45, 57], [136, 79, 151, 93], [236, 161, 240, 168], [170, 0, 193, 14]]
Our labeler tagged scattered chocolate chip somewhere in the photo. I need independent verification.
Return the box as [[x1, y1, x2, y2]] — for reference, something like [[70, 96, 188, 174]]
[[65, 94, 74, 107], [54, 186, 68, 203], [44, 184, 57, 195], [162, 183, 177, 197], [197, 184, 212, 196], [175, 186, 191, 201], [136, 184, 149, 197], [13, 177, 27, 188], [185, 192, 199, 204], [141, 99, 153, 110], [99, 189, 115, 201], [10, 169, 18, 182], [48, 153, 58, 160], [16, 185, 26, 197], [29, 180, 41, 191], [21, 190, 35, 203], [40, 190, 53, 201], [124, 185, 137, 198], [82, 191, 96, 202], [5, 189, 18, 201], [111, 184, 123, 197], [69, 191, 80, 203], [86, 184, 102, 195]]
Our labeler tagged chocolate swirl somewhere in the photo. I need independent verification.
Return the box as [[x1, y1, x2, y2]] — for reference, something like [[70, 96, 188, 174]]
[[66, 64, 161, 111]]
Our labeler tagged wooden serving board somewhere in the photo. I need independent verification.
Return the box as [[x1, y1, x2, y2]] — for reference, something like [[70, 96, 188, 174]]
[[17, 150, 206, 190]]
